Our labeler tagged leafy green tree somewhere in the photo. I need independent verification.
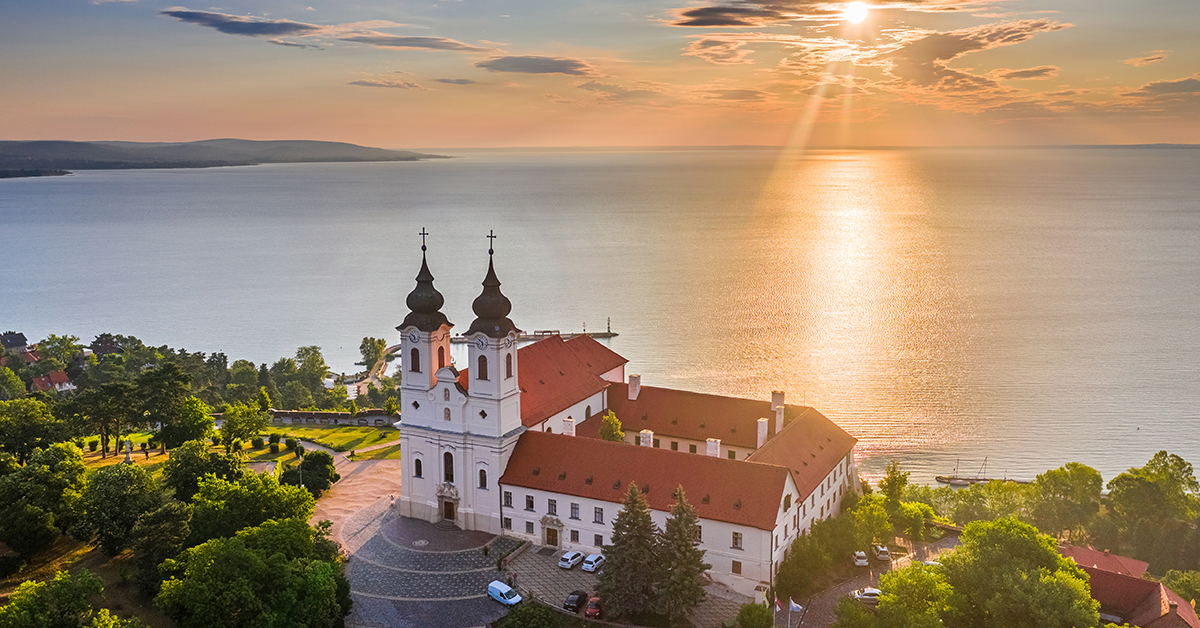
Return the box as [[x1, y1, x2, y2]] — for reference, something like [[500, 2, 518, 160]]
[[496, 600, 558, 628], [72, 382, 141, 457], [281, 450, 341, 498], [0, 366, 25, 400], [776, 533, 832, 601], [896, 501, 933, 541], [130, 502, 192, 596], [0, 443, 87, 538], [229, 360, 258, 387], [735, 603, 774, 628], [1163, 569, 1200, 605], [656, 486, 710, 624], [383, 397, 400, 417], [162, 439, 243, 502], [280, 381, 313, 410], [35, 335, 83, 365], [0, 500, 59, 559], [357, 337, 387, 369], [137, 363, 192, 449], [0, 398, 64, 464], [256, 386, 272, 412], [219, 402, 269, 452], [854, 495, 892, 547], [0, 569, 144, 628], [875, 564, 951, 628], [597, 484, 661, 620], [347, 400, 358, 418], [832, 596, 879, 628], [1028, 462, 1102, 540], [294, 346, 329, 393], [599, 410, 624, 442], [79, 463, 160, 556], [878, 460, 909, 514], [188, 473, 314, 544]]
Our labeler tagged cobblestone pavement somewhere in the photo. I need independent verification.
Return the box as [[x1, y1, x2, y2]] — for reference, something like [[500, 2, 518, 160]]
[[506, 546, 748, 628], [342, 500, 522, 628], [793, 535, 961, 628]]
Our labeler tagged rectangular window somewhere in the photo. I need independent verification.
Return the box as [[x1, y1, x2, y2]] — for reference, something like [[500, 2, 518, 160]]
[[689, 444, 697, 454], [570, 503, 580, 520], [784, 524, 788, 537], [503, 491, 512, 508], [774, 535, 778, 550], [732, 532, 743, 550], [670, 441, 679, 451], [570, 530, 579, 543], [727, 450, 735, 459], [594, 534, 603, 547], [525, 521, 534, 534], [525, 495, 534, 511], [784, 494, 792, 511], [502, 517, 512, 530], [732, 560, 742, 575], [653, 438, 660, 448], [548, 499, 557, 516], [594, 507, 604, 524]]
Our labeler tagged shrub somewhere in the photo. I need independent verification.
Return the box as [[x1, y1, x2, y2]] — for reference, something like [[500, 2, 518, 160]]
[[210, 435, 220, 446], [251, 437, 264, 449], [88, 440, 98, 452], [230, 440, 243, 452], [269, 443, 280, 454], [285, 437, 297, 450], [268, 433, 281, 444], [140, 442, 148, 452]]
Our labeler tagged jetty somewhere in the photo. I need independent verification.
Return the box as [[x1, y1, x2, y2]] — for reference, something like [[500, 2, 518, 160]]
[[449, 319, 618, 344]]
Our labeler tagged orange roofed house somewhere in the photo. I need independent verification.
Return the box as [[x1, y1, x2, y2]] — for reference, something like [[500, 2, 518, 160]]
[[393, 239, 859, 596], [1058, 544, 1200, 628]]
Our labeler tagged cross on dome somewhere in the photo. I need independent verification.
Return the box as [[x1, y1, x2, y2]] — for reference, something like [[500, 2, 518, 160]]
[[420, 227, 429, 251], [487, 229, 496, 255]]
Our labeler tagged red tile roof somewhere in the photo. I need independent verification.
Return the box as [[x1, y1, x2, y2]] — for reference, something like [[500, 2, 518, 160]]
[[30, 370, 70, 392], [1083, 566, 1200, 628], [1059, 544, 1148, 577], [746, 407, 858, 500], [594, 382, 808, 450], [499, 430, 790, 530], [457, 335, 612, 428], [563, 335, 627, 378]]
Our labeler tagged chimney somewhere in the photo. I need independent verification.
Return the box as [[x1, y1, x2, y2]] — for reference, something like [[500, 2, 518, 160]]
[[771, 391, 785, 411], [757, 418, 769, 448], [775, 406, 785, 435], [639, 429, 653, 447], [1168, 601, 1178, 616], [629, 374, 641, 401], [706, 438, 721, 457], [562, 417, 575, 437]]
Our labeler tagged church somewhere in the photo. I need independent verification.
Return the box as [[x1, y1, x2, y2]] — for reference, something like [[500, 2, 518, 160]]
[[394, 236, 859, 597]]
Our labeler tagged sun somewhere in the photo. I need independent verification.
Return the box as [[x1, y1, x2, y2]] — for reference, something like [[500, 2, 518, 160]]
[[844, 1, 869, 23]]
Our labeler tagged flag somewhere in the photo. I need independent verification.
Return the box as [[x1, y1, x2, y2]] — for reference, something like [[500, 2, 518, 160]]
[[774, 596, 782, 612], [790, 599, 803, 612]]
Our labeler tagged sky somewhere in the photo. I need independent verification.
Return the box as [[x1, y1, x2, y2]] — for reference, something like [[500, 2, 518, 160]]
[[2, 0, 1199, 147]]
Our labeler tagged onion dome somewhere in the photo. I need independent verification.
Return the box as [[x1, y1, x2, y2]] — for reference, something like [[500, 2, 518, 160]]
[[398, 235, 452, 333], [466, 234, 519, 338]]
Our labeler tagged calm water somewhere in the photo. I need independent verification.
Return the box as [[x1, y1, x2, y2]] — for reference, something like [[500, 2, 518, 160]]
[[2, 148, 1198, 483]]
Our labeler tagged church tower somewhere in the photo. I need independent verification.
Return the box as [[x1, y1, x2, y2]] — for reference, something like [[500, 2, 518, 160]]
[[464, 231, 523, 437], [397, 229, 452, 423]]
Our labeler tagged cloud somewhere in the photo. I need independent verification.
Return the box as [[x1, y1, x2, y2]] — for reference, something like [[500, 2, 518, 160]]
[[669, 0, 1022, 27], [684, 38, 756, 64], [1123, 51, 1168, 67], [160, 9, 321, 37], [993, 65, 1058, 80], [672, 6, 793, 27], [704, 88, 768, 101], [800, 82, 868, 96], [269, 39, 321, 50], [475, 56, 595, 76], [1125, 75, 1200, 97], [576, 80, 673, 105], [348, 79, 426, 89], [337, 35, 490, 52], [435, 78, 477, 85]]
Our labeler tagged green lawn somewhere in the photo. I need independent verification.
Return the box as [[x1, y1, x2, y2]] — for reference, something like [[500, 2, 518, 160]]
[[349, 444, 403, 461], [263, 424, 399, 452]]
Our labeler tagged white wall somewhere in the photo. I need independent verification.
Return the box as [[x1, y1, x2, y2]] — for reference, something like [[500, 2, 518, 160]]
[[532, 390, 606, 435], [620, 432, 755, 461]]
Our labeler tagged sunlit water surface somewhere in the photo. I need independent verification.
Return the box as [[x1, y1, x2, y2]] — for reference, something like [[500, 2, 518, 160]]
[[3, 148, 1198, 483]]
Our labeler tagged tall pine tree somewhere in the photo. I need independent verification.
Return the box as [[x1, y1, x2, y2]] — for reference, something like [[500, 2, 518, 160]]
[[657, 486, 711, 624], [597, 484, 660, 620]]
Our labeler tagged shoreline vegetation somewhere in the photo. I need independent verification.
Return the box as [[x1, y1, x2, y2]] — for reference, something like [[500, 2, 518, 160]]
[[0, 138, 449, 179]]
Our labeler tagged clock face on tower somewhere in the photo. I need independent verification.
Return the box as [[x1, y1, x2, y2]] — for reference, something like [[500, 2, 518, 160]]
[[476, 337, 488, 350], [504, 336, 514, 348], [409, 331, 419, 343]]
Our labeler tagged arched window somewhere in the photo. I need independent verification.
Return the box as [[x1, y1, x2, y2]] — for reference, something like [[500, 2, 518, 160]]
[[585, 406, 592, 419], [479, 469, 487, 489], [477, 355, 488, 380], [414, 459, 423, 478], [443, 407, 451, 421], [444, 452, 454, 483], [505, 353, 513, 379], [546, 427, 553, 434], [437, 346, 445, 369], [444, 389, 450, 401], [410, 348, 420, 372]]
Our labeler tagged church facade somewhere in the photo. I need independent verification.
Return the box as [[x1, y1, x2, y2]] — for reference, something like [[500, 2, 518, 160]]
[[394, 238, 859, 597]]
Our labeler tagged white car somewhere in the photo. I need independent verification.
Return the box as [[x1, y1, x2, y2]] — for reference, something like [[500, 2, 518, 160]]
[[853, 551, 869, 567], [873, 545, 890, 561], [488, 580, 522, 606], [851, 587, 882, 607], [582, 554, 605, 572], [558, 550, 585, 569]]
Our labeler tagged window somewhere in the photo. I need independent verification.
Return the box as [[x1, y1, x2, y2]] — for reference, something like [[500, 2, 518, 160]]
[[689, 444, 697, 454], [821, 485, 825, 497], [731, 560, 742, 575], [438, 346, 445, 369], [653, 439, 660, 448], [444, 389, 450, 401], [505, 353, 513, 379], [585, 405, 591, 419], [570, 530, 579, 543], [695, 525, 702, 542], [728, 450, 736, 459], [414, 459, 423, 478], [548, 499, 558, 516], [594, 507, 604, 524], [526, 521, 534, 534], [503, 491, 512, 507], [410, 348, 420, 372], [671, 441, 679, 451], [570, 503, 580, 520], [443, 408, 451, 421], [477, 355, 488, 380], [732, 532, 743, 549], [479, 469, 488, 489], [502, 517, 512, 530], [526, 495, 535, 511], [784, 524, 788, 537], [443, 452, 454, 483], [774, 535, 778, 549], [784, 494, 792, 511], [546, 427, 553, 434], [594, 534, 603, 547]]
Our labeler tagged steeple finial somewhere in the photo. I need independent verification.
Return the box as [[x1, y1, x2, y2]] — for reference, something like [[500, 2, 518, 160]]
[[398, 230, 451, 333], [467, 230, 519, 339], [486, 229, 496, 256], [420, 227, 429, 252]]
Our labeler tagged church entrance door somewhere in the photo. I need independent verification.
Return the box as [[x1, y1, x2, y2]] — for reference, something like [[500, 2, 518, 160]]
[[546, 528, 558, 547], [443, 501, 455, 521]]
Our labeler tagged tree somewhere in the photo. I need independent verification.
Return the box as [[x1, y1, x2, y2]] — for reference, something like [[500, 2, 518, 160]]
[[280, 381, 313, 410], [281, 450, 341, 499], [162, 439, 243, 502], [1106, 451, 1200, 569], [776, 533, 832, 601], [875, 564, 951, 628], [79, 463, 160, 556], [496, 601, 558, 628], [220, 402, 269, 452], [256, 386, 271, 412], [130, 502, 192, 596], [832, 596, 879, 628], [0, 500, 59, 559], [854, 496, 892, 547], [596, 485, 661, 620], [0, 398, 64, 464], [188, 473, 314, 544], [0, 443, 88, 543], [896, 501, 933, 541], [735, 603, 774, 628], [137, 363, 192, 450], [0, 569, 144, 628], [36, 334, 83, 365], [878, 460, 909, 514], [347, 400, 358, 418], [229, 360, 258, 387], [294, 346, 329, 395], [599, 410, 624, 442], [1028, 462, 1102, 540], [383, 397, 400, 417], [1163, 569, 1200, 605], [656, 486, 710, 623], [0, 366, 25, 400], [72, 382, 142, 457], [357, 337, 387, 369]]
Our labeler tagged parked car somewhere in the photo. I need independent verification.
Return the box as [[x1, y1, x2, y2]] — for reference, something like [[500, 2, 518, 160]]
[[853, 551, 869, 567], [563, 590, 589, 613], [558, 550, 585, 569], [582, 553, 605, 572], [873, 545, 890, 561], [851, 587, 882, 607], [922, 560, 942, 567], [585, 596, 602, 618], [488, 580, 521, 606]]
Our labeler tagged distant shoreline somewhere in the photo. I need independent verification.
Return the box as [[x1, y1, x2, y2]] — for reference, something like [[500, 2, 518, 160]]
[[0, 169, 72, 179]]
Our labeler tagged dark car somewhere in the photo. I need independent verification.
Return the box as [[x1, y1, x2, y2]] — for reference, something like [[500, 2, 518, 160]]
[[564, 590, 589, 613], [585, 596, 602, 618]]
